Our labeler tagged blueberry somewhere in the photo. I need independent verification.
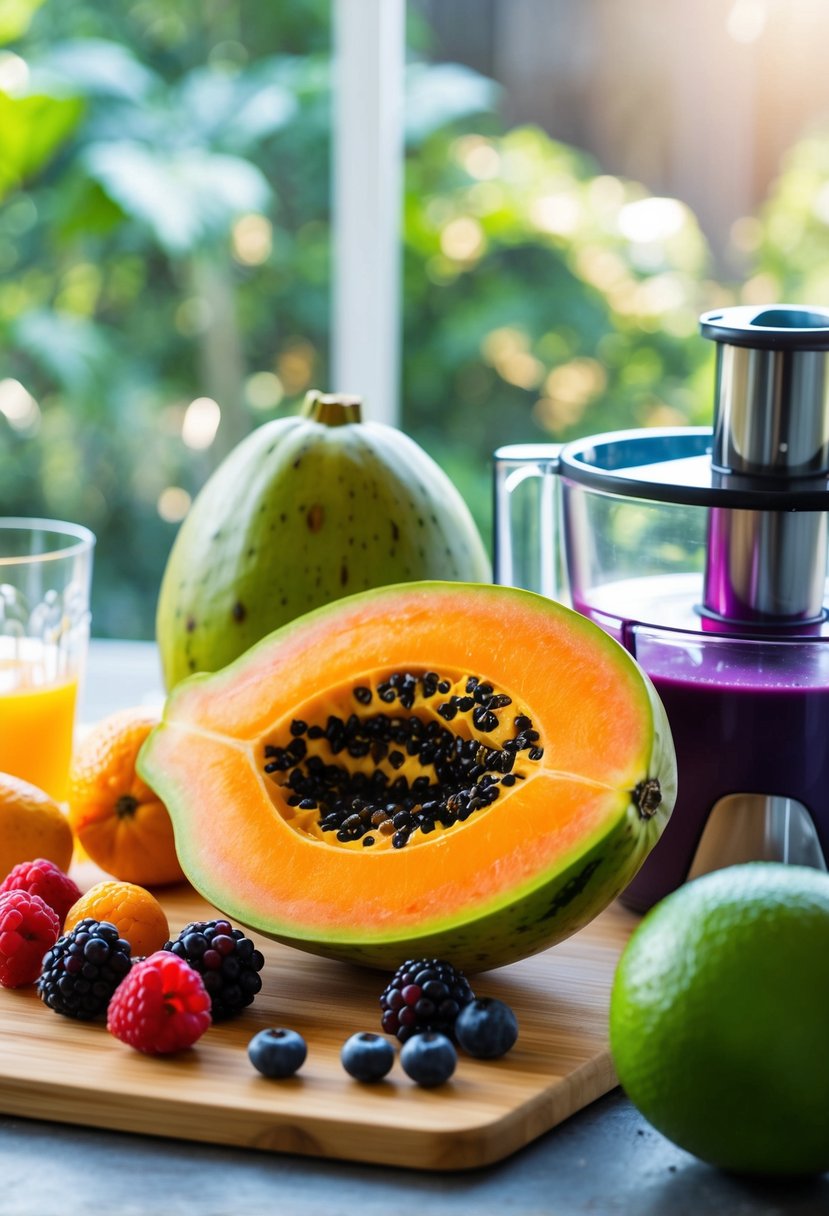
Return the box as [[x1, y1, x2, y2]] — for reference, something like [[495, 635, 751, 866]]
[[400, 1032, 457, 1087], [454, 997, 518, 1059], [341, 1032, 395, 1082], [248, 1027, 307, 1078]]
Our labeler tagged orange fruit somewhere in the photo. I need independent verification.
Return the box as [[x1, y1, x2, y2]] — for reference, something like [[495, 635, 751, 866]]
[[68, 707, 184, 887], [610, 862, 829, 1176], [64, 880, 170, 957], [0, 772, 74, 880]]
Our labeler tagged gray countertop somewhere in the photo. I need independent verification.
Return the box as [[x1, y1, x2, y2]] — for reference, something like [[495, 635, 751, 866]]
[[3, 1089, 827, 1216], [1, 640, 822, 1215]]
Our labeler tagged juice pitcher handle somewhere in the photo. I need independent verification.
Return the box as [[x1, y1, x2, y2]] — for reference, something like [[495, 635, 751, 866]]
[[492, 444, 565, 602]]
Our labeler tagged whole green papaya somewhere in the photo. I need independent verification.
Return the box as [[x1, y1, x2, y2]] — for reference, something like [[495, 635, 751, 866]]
[[156, 391, 491, 687]]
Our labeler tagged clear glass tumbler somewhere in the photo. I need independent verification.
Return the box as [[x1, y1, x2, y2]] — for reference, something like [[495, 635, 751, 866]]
[[0, 518, 95, 800]]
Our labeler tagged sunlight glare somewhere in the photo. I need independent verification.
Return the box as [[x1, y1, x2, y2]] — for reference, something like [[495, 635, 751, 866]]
[[245, 371, 285, 411], [0, 378, 39, 431], [727, 0, 768, 44], [0, 53, 29, 96], [232, 214, 273, 266], [181, 397, 221, 450], [440, 217, 485, 262], [157, 486, 192, 523], [619, 197, 687, 243]]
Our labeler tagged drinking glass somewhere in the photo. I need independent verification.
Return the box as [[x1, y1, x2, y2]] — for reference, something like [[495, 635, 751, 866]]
[[0, 519, 95, 800]]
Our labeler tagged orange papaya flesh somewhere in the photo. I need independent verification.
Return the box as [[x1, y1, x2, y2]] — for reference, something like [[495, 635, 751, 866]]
[[138, 582, 676, 971]]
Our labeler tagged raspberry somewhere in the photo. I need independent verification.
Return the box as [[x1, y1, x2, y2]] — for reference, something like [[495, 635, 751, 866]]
[[0, 858, 82, 928], [107, 952, 212, 1054], [163, 919, 265, 1021], [0, 890, 60, 988], [379, 958, 475, 1043], [37, 918, 132, 1018]]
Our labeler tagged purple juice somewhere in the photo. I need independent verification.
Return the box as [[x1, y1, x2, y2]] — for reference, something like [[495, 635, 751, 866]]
[[621, 627, 829, 911], [570, 582, 829, 911]]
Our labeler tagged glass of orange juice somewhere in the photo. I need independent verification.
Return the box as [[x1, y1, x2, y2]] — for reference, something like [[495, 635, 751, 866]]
[[0, 519, 95, 801]]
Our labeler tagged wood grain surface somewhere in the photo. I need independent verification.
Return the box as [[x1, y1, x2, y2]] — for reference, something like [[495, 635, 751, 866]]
[[0, 863, 639, 1171]]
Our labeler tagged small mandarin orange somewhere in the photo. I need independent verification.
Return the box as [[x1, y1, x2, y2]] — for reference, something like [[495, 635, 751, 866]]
[[68, 708, 184, 887], [0, 773, 74, 881], [64, 880, 170, 957]]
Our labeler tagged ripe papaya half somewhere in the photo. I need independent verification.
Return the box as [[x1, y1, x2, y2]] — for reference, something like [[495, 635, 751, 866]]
[[138, 582, 676, 972]]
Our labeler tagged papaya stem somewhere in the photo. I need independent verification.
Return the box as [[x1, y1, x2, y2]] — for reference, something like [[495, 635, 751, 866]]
[[633, 779, 662, 820], [302, 390, 362, 427]]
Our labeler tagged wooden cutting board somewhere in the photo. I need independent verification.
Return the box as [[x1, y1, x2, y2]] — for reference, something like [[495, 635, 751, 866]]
[[0, 863, 638, 1171]]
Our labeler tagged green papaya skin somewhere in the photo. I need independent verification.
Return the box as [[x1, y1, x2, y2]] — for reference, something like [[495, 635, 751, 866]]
[[156, 394, 491, 688]]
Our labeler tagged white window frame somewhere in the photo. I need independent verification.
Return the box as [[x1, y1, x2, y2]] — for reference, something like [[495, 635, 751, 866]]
[[332, 0, 406, 426]]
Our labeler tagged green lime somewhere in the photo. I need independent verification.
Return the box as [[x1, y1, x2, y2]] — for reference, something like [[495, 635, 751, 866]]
[[610, 862, 829, 1176]]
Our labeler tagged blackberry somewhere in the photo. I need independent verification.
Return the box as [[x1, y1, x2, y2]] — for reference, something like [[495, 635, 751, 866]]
[[164, 919, 265, 1021], [379, 958, 475, 1043], [37, 918, 132, 1020]]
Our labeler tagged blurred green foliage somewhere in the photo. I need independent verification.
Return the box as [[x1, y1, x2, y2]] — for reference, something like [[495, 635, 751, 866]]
[[0, 0, 738, 638], [401, 125, 717, 522], [0, 2, 332, 636], [743, 129, 829, 307]]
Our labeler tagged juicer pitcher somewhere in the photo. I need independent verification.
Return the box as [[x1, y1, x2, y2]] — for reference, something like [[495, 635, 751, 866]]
[[494, 306, 829, 908]]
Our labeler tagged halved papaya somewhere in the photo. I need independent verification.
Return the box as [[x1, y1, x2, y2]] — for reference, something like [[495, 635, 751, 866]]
[[138, 582, 676, 971]]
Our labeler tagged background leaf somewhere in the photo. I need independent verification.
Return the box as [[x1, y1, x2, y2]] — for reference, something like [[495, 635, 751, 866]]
[[405, 63, 500, 144], [12, 309, 112, 395], [27, 38, 158, 102], [176, 66, 296, 150], [0, 0, 46, 44], [82, 141, 272, 254], [0, 91, 83, 200]]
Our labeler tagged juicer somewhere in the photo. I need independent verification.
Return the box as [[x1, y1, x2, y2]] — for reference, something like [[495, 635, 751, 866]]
[[496, 305, 829, 911]]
